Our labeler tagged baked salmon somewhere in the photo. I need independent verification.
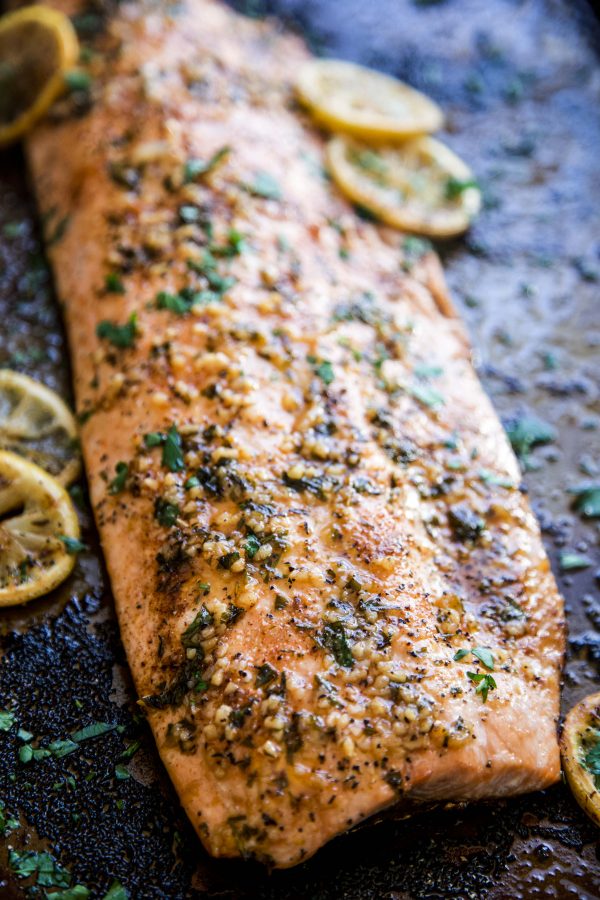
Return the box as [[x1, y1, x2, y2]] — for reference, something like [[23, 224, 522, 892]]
[[26, 0, 565, 867]]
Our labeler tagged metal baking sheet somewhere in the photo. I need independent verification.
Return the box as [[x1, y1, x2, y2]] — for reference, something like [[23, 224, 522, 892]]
[[1, 0, 599, 896]]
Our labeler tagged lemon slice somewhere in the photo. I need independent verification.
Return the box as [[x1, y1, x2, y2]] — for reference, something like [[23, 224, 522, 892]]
[[561, 692, 600, 827], [327, 134, 481, 238], [0, 370, 80, 486], [0, 450, 80, 606], [296, 59, 443, 140], [0, 4, 79, 147]]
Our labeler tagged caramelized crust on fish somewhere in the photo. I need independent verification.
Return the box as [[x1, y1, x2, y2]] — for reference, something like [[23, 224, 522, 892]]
[[26, 0, 564, 867]]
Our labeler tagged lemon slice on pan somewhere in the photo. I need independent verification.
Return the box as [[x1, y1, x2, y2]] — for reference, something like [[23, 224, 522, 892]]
[[0, 451, 80, 606], [0, 4, 79, 147], [561, 692, 600, 827], [296, 59, 443, 140], [327, 134, 481, 238], [0, 370, 80, 486]]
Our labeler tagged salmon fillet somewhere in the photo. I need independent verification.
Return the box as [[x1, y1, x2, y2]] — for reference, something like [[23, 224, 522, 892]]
[[26, 0, 564, 867]]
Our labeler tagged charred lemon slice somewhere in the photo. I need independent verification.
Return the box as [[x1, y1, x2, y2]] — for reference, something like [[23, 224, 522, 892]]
[[0, 370, 80, 486], [327, 134, 481, 238], [296, 59, 443, 140], [561, 692, 600, 827], [0, 4, 79, 147], [0, 451, 80, 606]]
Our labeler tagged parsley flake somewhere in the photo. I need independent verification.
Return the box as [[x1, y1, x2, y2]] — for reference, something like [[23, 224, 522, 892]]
[[108, 461, 129, 494], [184, 146, 230, 182], [559, 552, 593, 572], [0, 709, 15, 731], [162, 424, 184, 472], [467, 671, 497, 702], [245, 171, 281, 200], [569, 483, 600, 519], [96, 313, 138, 349], [104, 273, 125, 294], [59, 536, 88, 554], [319, 622, 354, 668]]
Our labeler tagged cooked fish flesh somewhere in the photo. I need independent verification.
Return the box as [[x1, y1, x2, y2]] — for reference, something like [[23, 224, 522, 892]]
[[26, 0, 565, 867]]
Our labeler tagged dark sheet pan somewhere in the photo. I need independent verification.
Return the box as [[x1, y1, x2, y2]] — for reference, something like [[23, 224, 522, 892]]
[[1, 0, 599, 896]]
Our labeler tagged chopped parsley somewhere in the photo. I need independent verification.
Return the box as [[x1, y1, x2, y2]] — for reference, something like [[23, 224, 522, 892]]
[[96, 313, 138, 349], [184, 146, 230, 182], [244, 171, 281, 200], [65, 69, 92, 92], [569, 483, 600, 519], [255, 663, 278, 688], [409, 383, 444, 409], [0, 709, 15, 731], [308, 355, 334, 385], [454, 647, 495, 670], [48, 739, 79, 758], [156, 291, 190, 315], [401, 235, 432, 271], [467, 671, 497, 702], [210, 228, 245, 257], [182, 605, 213, 647], [104, 273, 125, 294], [71, 721, 117, 743], [108, 461, 129, 494], [49, 886, 91, 900], [144, 426, 185, 472], [0, 800, 19, 837], [120, 739, 141, 761], [154, 498, 179, 527], [319, 622, 354, 668], [162, 424, 185, 472], [584, 737, 600, 788], [445, 177, 479, 200], [504, 414, 555, 459], [447, 504, 485, 542], [244, 535, 261, 558], [103, 881, 129, 900], [59, 536, 88, 554], [479, 469, 515, 489], [9, 849, 70, 889], [144, 431, 164, 448], [559, 552, 592, 572]]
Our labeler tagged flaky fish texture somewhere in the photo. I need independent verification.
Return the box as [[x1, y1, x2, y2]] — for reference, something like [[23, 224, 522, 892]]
[[27, 0, 564, 867]]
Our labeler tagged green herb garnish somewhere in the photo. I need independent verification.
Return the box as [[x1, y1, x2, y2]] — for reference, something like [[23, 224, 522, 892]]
[[108, 461, 129, 494], [244, 535, 261, 558], [104, 273, 125, 294], [467, 671, 497, 702], [65, 70, 92, 92], [504, 414, 555, 459], [445, 177, 479, 200], [569, 484, 600, 519], [0, 710, 15, 731], [71, 721, 117, 743], [255, 663, 278, 688], [162, 424, 185, 472], [154, 498, 179, 527], [320, 622, 353, 668], [454, 647, 494, 670], [59, 536, 88, 554], [184, 146, 230, 182], [244, 171, 281, 200], [96, 313, 138, 348], [559, 553, 592, 572]]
